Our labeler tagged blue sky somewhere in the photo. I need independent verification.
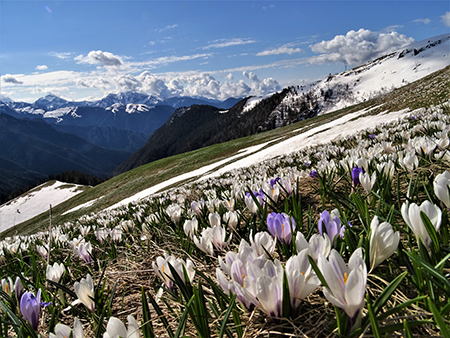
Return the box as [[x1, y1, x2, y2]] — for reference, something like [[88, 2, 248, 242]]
[[1, 1, 449, 102]]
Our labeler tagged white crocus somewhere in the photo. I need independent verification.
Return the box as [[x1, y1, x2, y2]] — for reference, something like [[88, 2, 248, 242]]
[[49, 317, 84, 338], [401, 201, 442, 249], [359, 171, 376, 194], [400, 150, 418, 172], [248, 260, 284, 318], [434, 170, 450, 208], [166, 204, 183, 224], [318, 248, 367, 320], [193, 232, 215, 256], [152, 253, 195, 290], [1, 277, 14, 297], [103, 315, 140, 338], [285, 249, 320, 311], [183, 217, 198, 239], [249, 230, 277, 257], [369, 216, 399, 272], [73, 274, 95, 312], [223, 211, 238, 229], [208, 212, 221, 227], [46, 262, 65, 283]]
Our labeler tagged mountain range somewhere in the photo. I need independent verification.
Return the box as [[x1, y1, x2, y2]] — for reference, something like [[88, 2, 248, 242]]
[[115, 34, 450, 174]]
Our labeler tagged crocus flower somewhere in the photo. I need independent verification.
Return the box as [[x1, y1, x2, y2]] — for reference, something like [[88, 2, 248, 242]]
[[309, 170, 318, 178], [285, 249, 320, 311], [103, 315, 140, 338], [193, 232, 215, 256], [247, 259, 284, 318], [318, 248, 367, 320], [73, 274, 95, 312], [20, 289, 41, 330], [318, 210, 345, 246], [359, 171, 376, 194], [77, 241, 92, 264], [223, 211, 239, 229], [401, 200, 442, 249], [166, 204, 183, 224], [1, 276, 15, 297], [369, 216, 399, 272], [46, 262, 65, 283], [208, 212, 221, 227], [191, 200, 205, 216], [267, 212, 296, 244], [295, 232, 331, 262], [434, 170, 450, 208], [15, 276, 24, 302], [152, 253, 195, 291], [249, 230, 277, 257], [49, 317, 84, 338], [183, 217, 198, 239], [351, 167, 363, 186]]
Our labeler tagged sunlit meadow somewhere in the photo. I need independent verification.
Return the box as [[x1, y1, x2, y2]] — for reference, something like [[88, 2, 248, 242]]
[[0, 103, 449, 337]]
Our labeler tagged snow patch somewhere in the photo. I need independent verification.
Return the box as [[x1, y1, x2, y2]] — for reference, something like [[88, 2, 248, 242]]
[[0, 181, 84, 233]]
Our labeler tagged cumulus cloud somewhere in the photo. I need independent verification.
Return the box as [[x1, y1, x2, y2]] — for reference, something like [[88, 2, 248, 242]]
[[309, 29, 415, 66], [75, 50, 124, 67], [243, 71, 260, 82], [114, 74, 142, 92], [413, 18, 431, 24], [442, 12, 450, 27], [202, 38, 256, 50], [1, 74, 23, 84], [35, 65, 48, 71], [137, 71, 172, 98], [257, 44, 304, 56], [243, 71, 281, 95]]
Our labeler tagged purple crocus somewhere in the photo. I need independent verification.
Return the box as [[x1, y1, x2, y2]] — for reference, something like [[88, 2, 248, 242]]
[[267, 212, 296, 244], [310, 170, 318, 178], [351, 166, 363, 186], [318, 210, 345, 246], [269, 178, 280, 188], [368, 134, 376, 140], [20, 289, 41, 330]]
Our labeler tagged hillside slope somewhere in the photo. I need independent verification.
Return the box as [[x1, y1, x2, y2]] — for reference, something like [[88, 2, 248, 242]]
[[3, 63, 449, 238]]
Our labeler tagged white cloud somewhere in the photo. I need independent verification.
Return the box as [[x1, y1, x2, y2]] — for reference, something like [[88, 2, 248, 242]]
[[413, 18, 431, 24], [75, 50, 124, 67], [202, 38, 256, 50], [129, 53, 212, 71], [156, 24, 178, 33], [35, 65, 48, 71], [1, 74, 23, 84], [442, 12, 450, 27], [309, 29, 414, 66], [49, 52, 72, 59], [257, 44, 303, 56], [30, 86, 69, 94], [226, 73, 234, 80], [242, 71, 281, 95], [243, 71, 260, 82]]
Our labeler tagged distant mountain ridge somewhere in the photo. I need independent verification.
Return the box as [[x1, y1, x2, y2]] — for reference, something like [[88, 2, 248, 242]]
[[0, 112, 131, 203], [0, 94, 241, 152]]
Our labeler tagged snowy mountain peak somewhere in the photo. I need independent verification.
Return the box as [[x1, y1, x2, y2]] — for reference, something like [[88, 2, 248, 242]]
[[274, 33, 450, 117]]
